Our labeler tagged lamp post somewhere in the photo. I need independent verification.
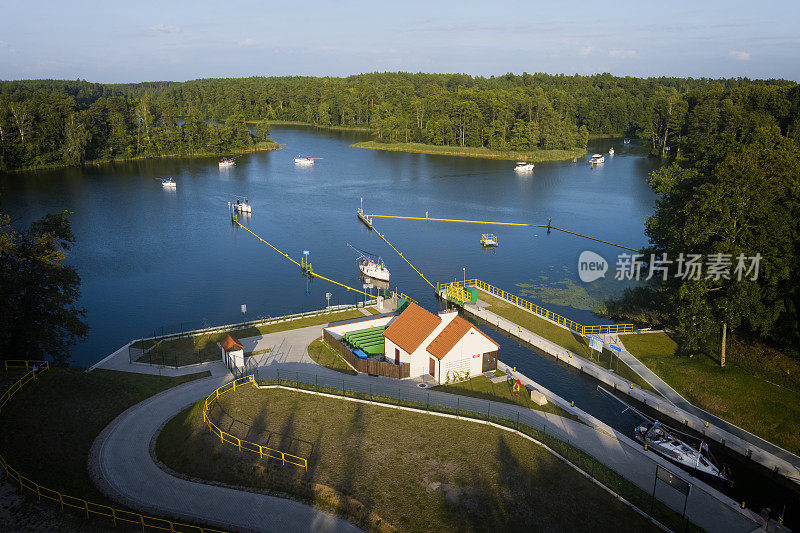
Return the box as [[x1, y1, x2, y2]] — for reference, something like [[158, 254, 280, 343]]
[[463, 267, 466, 286]]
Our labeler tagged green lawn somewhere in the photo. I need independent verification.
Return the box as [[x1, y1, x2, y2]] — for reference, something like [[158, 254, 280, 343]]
[[133, 309, 366, 367], [157, 386, 665, 533], [623, 333, 800, 455], [307, 337, 357, 375], [352, 141, 585, 162], [432, 375, 576, 419], [475, 289, 655, 391], [0, 367, 210, 504]]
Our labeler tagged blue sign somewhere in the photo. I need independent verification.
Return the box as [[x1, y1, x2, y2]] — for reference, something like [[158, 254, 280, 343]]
[[609, 344, 622, 352], [588, 334, 603, 351]]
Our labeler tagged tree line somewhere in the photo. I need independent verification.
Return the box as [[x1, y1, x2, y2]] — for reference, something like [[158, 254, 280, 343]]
[[3, 73, 797, 172], [609, 82, 800, 361]]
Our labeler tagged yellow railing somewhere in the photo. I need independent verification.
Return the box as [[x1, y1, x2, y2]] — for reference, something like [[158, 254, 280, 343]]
[[441, 279, 635, 336], [0, 362, 226, 533], [397, 292, 418, 304], [202, 376, 308, 470], [445, 284, 471, 305]]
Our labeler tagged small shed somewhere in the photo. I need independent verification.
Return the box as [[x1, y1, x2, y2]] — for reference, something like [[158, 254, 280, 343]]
[[219, 334, 245, 369]]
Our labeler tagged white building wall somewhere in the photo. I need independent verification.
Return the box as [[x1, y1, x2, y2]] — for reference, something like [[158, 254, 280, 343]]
[[438, 328, 499, 383]]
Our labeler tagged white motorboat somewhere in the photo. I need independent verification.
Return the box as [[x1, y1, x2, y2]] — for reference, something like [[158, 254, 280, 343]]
[[589, 154, 605, 165], [623, 137, 631, 144], [635, 421, 733, 488], [160, 177, 176, 188], [231, 197, 251, 213], [219, 158, 235, 168], [294, 156, 315, 166], [514, 161, 534, 172], [608, 147, 615, 156]]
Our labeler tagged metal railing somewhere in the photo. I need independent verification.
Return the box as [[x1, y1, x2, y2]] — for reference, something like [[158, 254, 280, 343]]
[[0, 362, 226, 532], [440, 279, 634, 335], [202, 376, 308, 470], [445, 284, 472, 305]]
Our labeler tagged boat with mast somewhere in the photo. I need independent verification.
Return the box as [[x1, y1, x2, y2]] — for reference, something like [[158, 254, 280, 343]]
[[347, 243, 390, 281]]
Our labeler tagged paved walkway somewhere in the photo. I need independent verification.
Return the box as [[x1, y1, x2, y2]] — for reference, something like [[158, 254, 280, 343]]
[[90, 321, 760, 532], [90, 373, 361, 533], [611, 334, 800, 477]]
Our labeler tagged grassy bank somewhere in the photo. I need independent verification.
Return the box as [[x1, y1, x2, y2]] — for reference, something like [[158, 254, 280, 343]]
[[474, 289, 655, 391], [352, 141, 585, 162], [133, 308, 366, 367], [432, 374, 576, 419], [623, 333, 800, 454], [0, 368, 210, 504], [157, 386, 665, 532], [307, 337, 357, 375], [8, 140, 280, 173]]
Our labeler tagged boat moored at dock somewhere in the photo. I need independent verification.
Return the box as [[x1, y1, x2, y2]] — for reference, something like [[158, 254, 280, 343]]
[[230, 196, 251, 213], [635, 421, 733, 488]]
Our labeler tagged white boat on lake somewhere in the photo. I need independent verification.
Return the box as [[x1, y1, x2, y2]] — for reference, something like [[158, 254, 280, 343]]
[[348, 243, 390, 281], [514, 161, 534, 172], [623, 137, 631, 144], [589, 154, 605, 165], [294, 156, 315, 166], [160, 177, 176, 188], [231, 197, 251, 213], [219, 158, 235, 168]]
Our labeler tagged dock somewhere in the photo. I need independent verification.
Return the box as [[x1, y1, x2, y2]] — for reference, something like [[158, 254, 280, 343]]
[[357, 208, 373, 230]]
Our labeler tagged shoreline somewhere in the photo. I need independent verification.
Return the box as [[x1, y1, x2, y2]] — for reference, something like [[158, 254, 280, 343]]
[[252, 120, 373, 132], [351, 141, 586, 162], [4, 141, 281, 174]]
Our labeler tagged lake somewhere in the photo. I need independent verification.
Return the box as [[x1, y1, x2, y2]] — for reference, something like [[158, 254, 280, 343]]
[[0, 126, 657, 367]]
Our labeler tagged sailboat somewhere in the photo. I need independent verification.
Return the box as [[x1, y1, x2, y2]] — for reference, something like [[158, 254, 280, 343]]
[[347, 244, 390, 281]]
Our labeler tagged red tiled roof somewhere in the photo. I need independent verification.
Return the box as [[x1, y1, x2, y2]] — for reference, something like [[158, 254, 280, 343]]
[[220, 334, 244, 352], [427, 316, 500, 360], [383, 302, 441, 354]]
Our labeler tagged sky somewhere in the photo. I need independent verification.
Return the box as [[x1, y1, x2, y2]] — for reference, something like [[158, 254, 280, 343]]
[[1, 0, 799, 83]]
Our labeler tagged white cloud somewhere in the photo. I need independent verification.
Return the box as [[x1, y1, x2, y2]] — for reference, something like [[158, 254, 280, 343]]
[[729, 50, 750, 61], [609, 49, 637, 58], [150, 24, 181, 33], [579, 45, 593, 57], [238, 38, 258, 47]]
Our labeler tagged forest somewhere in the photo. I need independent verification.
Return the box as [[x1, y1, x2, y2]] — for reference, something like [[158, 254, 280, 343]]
[[3, 73, 798, 172]]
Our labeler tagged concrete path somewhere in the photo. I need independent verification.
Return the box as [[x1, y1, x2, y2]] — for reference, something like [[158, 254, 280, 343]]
[[91, 373, 361, 533], [612, 334, 800, 476], [247, 332, 759, 533], [89, 319, 760, 532]]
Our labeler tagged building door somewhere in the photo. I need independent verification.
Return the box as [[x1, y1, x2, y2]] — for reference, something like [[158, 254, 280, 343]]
[[429, 357, 436, 377], [482, 351, 497, 372]]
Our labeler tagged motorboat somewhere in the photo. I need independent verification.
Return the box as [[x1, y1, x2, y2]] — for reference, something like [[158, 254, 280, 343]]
[[480, 233, 498, 247], [514, 161, 534, 172], [231, 197, 252, 213], [348, 244, 390, 281], [608, 147, 615, 156], [160, 177, 176, 188], [219, 158, 235, 168], [635, 421, 733, 488], [589, 154, 605, 165], [294, 156, 315, 166], [623, 137, 631, 144]]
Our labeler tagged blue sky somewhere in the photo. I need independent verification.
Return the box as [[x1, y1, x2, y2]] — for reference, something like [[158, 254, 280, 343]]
[[1, 0, 798, 82]]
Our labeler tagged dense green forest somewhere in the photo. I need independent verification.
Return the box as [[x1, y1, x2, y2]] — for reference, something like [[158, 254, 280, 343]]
[[608, 82, 800, 359], [3, 73, 798, 172]]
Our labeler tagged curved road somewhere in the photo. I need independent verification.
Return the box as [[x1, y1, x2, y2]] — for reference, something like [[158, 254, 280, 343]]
[[91, 374, 360, 533]]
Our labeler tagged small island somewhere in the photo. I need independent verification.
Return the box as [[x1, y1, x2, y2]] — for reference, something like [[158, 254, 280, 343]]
[[352, 140, 586, 162]]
